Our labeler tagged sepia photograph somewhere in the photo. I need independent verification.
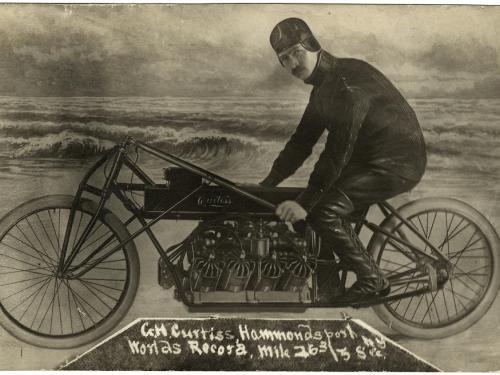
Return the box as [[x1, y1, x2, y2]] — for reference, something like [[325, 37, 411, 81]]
[[0, 3, 498, 371]]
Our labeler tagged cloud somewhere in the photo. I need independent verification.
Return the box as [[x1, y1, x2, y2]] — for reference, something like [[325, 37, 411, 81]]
[[0, 4, 499, 98], [321, 32, 410, 70], [453, 76, 500, 98], [416, 39, 498, 74]]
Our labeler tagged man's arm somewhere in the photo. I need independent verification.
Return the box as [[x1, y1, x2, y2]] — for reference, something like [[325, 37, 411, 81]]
[[260, 98, 325, 187], [296, 86, 371, 211]]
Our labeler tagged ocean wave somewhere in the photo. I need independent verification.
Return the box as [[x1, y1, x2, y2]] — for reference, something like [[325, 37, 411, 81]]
[[0, 97, 499, 178], [0, 103, 299, 143], [0, 130, 279, 164], [2, 131, 114, 158]]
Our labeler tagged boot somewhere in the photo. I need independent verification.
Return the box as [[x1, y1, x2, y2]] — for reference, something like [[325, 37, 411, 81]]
[[334, 217, 390, 300], [316, 263, 345, 303], [310, 214, 390, 302], [315, 236, 344, 303]]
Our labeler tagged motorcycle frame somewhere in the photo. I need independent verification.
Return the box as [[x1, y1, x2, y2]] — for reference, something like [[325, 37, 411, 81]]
[[57, 137, 450, 309]]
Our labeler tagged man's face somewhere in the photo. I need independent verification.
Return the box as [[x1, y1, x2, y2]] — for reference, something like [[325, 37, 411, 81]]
[[278, 44, 319, 81]]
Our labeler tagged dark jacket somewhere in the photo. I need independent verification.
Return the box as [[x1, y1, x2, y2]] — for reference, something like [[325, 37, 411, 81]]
[[262, 51, 427, 211]]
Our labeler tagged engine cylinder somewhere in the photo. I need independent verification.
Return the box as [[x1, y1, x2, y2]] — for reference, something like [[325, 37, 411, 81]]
[[219, 252, 254, 292], [277, 254, 316, 292], [190, 254, 224, 292], [249, 253, 283, 291]]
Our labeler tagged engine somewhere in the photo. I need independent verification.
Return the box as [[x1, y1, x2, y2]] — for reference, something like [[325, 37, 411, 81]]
[[158, 217, 318, 304]]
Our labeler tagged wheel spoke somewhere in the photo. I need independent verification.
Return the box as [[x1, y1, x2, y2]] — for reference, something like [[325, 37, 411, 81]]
[[425, 212, 429, 239], [0, 274, 50, 287], [57, 279, 64, 334], [0, 264, 52, 277], [443, 213, 452, 256], [71, 211, 85, 251], [4, 232, 55, 267], [432, 291, 441, 322], [66, 280, 74, 334], [453, 263, 489, 283], [35, 212, 59, 259], [64, 280, 87, 330], [444, 284, 472, 307], [0, 252, 53, 272], [84, 220, 105, 243], [17, 277, 52, 322], [441, 288, 450, 321], [428, 212, 438, 239], [1, 276, 49, 302], [442, 217, 468, 247], [448, 278, 460, 315], [99, 259, 126, 264], [413, 216, 429, 253], [416, 216, 427, 239], [92, 266, 127, 271], [65, 280, 101, 322], [76, 279, 114, 310], [409, 286, 426, 321], [420, 292, 439, 324], [79, 279, 126, 292], [24, 217, 56, 267], [29, 277, 53, 328], [78, 279, 120, 302], [47, 210, 61, 256], [9, 276, 52, 312], [452, 230, 480, 267], [390, 271, 417, 310], [450, 272, 483, 297], [451, 255, 488, 260], [49, 278, 57, 333], [76, 237, 120, 266], [401, 281, 421, 319], [77, 227, 113, 255], [452, 265, 489, 290], [380, 257, 414, 270], [448, 247, 487, 257], [38, 278, 64, 332], [390, 284, 415, 294]]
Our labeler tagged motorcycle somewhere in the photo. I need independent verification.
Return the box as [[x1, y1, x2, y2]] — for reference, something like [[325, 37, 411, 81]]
[[0, 137, 498, 348]]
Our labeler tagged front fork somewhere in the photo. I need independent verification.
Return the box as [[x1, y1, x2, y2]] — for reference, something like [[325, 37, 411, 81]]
[[56, 142, 128, 276]]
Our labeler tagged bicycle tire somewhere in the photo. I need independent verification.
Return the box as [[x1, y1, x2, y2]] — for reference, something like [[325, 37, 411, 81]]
[[0, 195, 140, 348], [369, 197, 500, 339]]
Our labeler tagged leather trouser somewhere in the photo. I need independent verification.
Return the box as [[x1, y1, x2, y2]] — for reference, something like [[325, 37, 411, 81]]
[[308, 165, 420, 295]]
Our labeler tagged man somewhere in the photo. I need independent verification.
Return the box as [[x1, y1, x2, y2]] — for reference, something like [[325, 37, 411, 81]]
[[260, 18, 427, 301]]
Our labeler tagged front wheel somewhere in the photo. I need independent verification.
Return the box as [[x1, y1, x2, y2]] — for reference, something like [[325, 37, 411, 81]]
[[370, 197, 500, 339], [0, 195, 140, 348]]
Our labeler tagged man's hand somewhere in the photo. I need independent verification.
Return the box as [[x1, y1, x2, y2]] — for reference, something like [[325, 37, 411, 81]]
[[276, 201, 307, 223]]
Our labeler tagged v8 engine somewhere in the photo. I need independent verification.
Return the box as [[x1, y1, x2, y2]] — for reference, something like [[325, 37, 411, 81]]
[[158, 217, 319, 304]]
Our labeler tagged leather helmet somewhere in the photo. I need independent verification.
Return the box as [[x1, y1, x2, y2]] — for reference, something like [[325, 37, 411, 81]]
[[270, 18, 321, 54]]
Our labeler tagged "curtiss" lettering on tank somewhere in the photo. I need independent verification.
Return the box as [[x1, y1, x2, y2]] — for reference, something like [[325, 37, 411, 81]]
[[197, 194, 232, 208]]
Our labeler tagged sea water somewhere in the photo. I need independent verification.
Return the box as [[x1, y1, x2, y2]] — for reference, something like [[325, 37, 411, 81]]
[[0, 96, 498, 226]]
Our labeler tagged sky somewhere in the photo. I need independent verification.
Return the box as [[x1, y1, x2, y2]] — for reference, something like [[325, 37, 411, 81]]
[[0, 4, 499, 98]]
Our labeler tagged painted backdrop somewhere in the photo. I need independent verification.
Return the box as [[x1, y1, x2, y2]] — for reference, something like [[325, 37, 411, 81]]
[[0, 4, 499, 371]]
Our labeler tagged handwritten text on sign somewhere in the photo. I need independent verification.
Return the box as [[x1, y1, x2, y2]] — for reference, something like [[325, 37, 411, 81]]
[[63, 318, 437, 371], [129, 320, 385, 362]]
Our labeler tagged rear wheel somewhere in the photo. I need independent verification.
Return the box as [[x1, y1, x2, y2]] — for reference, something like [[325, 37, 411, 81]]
[[0, 195, 140, 348], [370, 198, 500, 339]]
